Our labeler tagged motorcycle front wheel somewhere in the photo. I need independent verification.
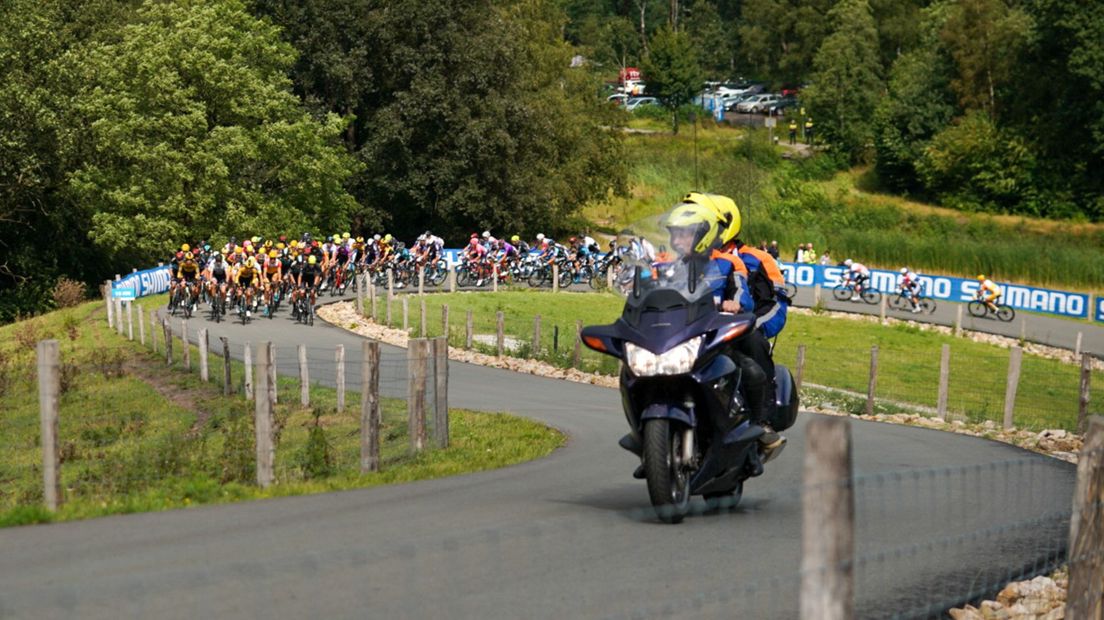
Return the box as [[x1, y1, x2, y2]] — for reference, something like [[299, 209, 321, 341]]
[[644, 419, 691, 524]]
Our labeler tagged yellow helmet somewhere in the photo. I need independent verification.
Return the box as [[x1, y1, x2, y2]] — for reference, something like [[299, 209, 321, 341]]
[[181, 243, 190, 252], [684, 192, 740, 243], [383, 234, 392, 243], [289, 240, 298, 249], [268, 250, 278, 258], [276, 242, 285, 250], [977, 274, 986, 281], [308, 255, 317, 265], [342, 232, 351, 239], [246, 257, 258, 268], [665, 203, 720, 255]]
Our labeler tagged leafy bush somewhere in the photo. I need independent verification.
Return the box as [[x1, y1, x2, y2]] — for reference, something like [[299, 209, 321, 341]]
[[297, 409, 335, 480], [219, 407, 255, 484], [51, 278, 87, 309]]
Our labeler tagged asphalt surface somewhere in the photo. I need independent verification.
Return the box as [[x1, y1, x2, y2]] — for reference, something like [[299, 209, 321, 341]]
[[0, 284, 1084, 619]]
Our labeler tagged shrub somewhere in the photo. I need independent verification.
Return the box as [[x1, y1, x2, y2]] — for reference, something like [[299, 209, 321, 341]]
[[219, 407, 255, 484], [297, 408, 335, 480], [51, 278, 87, 309]]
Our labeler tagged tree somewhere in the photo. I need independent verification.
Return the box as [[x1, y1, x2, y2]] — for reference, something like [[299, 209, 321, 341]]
[[737, 0, 834, 84], [939, 0, 1032, 119], [802, 0, 883, 163], [65, 0, 363, 261], [684, 0, 732, 78], [642, 26, 703, 133]]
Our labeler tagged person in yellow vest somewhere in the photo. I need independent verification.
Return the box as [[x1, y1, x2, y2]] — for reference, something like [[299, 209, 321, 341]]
[[804, 117, 814, 145], [788, 118, 798, 145]]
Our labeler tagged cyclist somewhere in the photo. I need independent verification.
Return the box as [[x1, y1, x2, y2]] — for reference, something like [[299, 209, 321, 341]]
[[175, 251, 202, 313], [976, 275, 1002, 312], [334, 235, 352, 291], [204, 250, 229, 307], [511, 234, 530, 255], [262, 250, 283, 310], [842, 259, 870, 301], [463, 234, 489, 286], [899, 267, 923, 313], [296, 255, 322, 318], [493, 238, 519, 278], [234, 256, 260, 318]]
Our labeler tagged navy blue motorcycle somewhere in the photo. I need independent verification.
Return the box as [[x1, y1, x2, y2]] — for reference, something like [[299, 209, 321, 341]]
[[581, 259, 799, 523]]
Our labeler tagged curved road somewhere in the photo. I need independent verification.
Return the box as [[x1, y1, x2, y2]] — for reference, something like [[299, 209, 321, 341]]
[[0, 287, 1080, 619]]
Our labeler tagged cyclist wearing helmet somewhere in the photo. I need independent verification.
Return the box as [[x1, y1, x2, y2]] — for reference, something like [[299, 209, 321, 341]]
[[176, 251, 202, 313], [511, 234, 530, 255], [976, 275, 1001, 311], [899, 267, 923, 312], [842, 259, 870, 300], [234, 257, 260, 317], [205, 250, 229, 305]]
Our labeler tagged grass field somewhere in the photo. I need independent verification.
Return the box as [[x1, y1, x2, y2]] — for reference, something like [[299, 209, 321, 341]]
[[586, 120, 1104, 291], [0, 300, 564, 526], [396, 290, 1101, 432]]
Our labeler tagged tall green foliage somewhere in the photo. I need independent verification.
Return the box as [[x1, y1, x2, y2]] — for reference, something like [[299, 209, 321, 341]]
[[642, 27, 703, 133], [802, 0, 883, 163], [939, 0, 1032, 118], [737, 0, 834, 83]]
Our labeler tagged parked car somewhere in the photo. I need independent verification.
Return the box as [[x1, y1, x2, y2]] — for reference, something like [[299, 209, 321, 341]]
[[767, 95, 799, 116], [625, 96, 659, 111], [735, 94, 781, 114], [723, 94, 753, 111], [607, 93, 629, 106]]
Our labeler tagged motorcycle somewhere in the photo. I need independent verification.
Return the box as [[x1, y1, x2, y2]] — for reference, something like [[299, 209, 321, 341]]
[[581, 258, 799, 523]]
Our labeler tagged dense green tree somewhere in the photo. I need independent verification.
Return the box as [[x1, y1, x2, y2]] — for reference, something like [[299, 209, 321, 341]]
[[737, 0, 833, 83], [802, 0, 883, 162], [66, 0, 362, 260], [256, 0, 626, 239], [642, 27, 703, 132], [939, 0, 1031, 118], [872, 7, 956, 192], [684, 0, 733, 77]]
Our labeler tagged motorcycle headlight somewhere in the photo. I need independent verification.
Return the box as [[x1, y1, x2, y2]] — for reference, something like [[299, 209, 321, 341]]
[[624, 337, 703, 377]]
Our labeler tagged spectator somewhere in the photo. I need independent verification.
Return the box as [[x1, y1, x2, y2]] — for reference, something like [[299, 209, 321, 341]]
[[804, 244, 816, 264], [794, 244, 804, 263], [819, 250, 831, 266], [758, 240, 768, 252], [804, 117, 814, 145], [788, 118, 798, 145], [768, 240, 780, 259]]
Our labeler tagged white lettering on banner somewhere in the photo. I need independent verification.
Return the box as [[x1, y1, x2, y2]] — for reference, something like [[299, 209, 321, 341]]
[[961, 281, 979, 301], [869, 272, 897, 292], [823, 267, 846, 287], [1097, 298, 1104, 323], [793, 265, 815, 286], [917, 276, 951, 298]]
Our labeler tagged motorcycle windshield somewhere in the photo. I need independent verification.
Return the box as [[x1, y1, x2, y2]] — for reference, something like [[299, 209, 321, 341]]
[[619, 256, 725, 342]]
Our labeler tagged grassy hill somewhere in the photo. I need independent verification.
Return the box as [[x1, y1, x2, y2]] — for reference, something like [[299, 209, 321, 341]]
[[585, 119, 1104, 291]]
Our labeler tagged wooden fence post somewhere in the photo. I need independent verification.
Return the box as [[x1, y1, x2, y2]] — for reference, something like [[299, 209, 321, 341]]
[[865, 345, 878, 416], [420, 297, 427, 337], [163, 319, 172, 366], [441, 304, 450, 342], [369, 278, 377, 321], [267, 343, 278, 406], [533, 314, 542, 357], [465, 310, 473, 350], [1066, 415, 1103, 619], [299, 344, 310, 407], [137, 303, 145, 346], [937, 344, 951, 421], [1075, 332, 1083, 358], [448, 265, 457, 293], [492, 263, 499, 293], [104, 280, 114, 327], [115, 299, 124, 335], [418, 266, 425, 295], [795, 344, 806, 392], [198, 328, 209, 382], [954, 305, 963, 337], [361, 341, 381, 473], [408, 338, 429, 452], [387, 268, 394, 301], [182, 320, 191, 371], [243, 343, 253, 401], [221, 337, 232, 396], [335, 344, 345, 414], [607, 266, 615, 290], [496, 311, 505, 357], [254, 342, 275, 488], [573, 320, 583, 369], [1078, 354, 1092, 435], [150, 310, 158, 353], [434, 336, 449, 449], [879, 295, 887, 325], [355, 274, 365, 315], [552, 262, 560, 293], [1020, 318, 1027, 343], [402, 296, 410, 333], [801, 416, 855, 620], [126, 302, 134, 341], [1003, 346, 1023, 430], [814, 283, 822, 306], [37, 340, 61, 512]]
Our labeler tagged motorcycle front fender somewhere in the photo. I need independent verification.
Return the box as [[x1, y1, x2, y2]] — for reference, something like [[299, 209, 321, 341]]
[[639, 403, 696, 428]]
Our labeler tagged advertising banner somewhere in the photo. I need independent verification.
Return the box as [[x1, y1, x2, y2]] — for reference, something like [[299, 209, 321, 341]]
[[1096, 297, 1104, 323], [114, 265, 173, 299], [778, 262, 1090, 320]]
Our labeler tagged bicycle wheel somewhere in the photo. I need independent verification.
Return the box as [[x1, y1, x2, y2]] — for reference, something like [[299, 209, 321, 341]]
[[996, 305, 1015, 322], [967, 300, 988, 318], [457, 269, 473, 287], [558, 267, 573, 288], [527, 269, 545, 288], [887, 294, 908, 311], [861, 289, 881, 305], [920, 298, 937, 314], [784, 283, 798, 299], [832, 284, 853, 302]]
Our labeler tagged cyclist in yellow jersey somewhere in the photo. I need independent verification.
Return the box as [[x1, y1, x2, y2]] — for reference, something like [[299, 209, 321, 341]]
[[976, 275, 1002, 311], [234, 257, 260, 318]]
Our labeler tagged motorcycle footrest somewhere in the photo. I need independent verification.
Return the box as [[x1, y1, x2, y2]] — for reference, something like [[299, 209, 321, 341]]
[[760, 436, 787, 465], [618, 433, 642, 457]]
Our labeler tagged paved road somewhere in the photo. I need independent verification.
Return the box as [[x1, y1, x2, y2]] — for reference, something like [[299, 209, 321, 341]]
[[0, 287, 1079, 619]]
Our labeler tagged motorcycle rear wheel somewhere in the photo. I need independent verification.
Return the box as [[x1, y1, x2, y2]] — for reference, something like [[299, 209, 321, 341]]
[[644, 419, 691, 524]]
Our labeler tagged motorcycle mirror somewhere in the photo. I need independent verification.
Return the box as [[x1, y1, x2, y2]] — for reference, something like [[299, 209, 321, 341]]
[[633, 265, 641, 299]]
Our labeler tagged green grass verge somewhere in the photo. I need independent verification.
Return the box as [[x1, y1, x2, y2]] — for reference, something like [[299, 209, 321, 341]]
[[584, 124, 1104, 290], [395, 290, 1102, 432], [0, 299, 564, 527]]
